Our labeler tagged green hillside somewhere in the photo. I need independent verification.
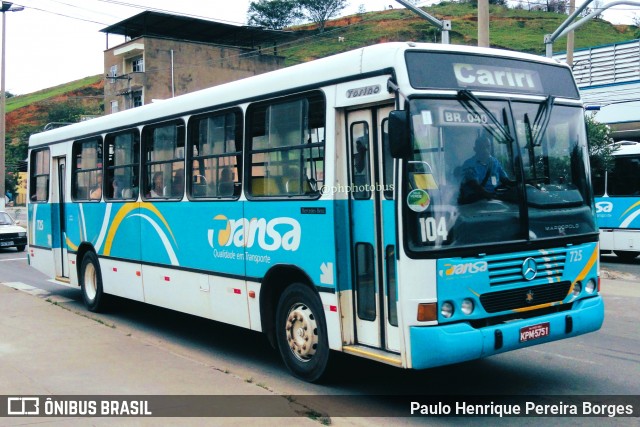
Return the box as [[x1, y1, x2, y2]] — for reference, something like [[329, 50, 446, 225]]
[[281, 2, 637, 65], [7, 75, 103, 113], [7, 3, 637, 119]]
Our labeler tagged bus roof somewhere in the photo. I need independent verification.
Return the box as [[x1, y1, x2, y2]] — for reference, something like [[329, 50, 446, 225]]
[[613, 141, 640, 156], [29, 42, 567, 148]]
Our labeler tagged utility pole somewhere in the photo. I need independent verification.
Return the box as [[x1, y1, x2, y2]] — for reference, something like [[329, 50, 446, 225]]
[[478, 0, 490, 47], [0, 2, 24, 209], [395, 0, 451, 44], [545, 0, 640, 57], [566, 0, 576, 66]]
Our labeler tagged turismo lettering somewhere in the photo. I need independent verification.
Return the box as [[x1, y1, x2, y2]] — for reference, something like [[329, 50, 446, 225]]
[[346, 85, 381, 98]]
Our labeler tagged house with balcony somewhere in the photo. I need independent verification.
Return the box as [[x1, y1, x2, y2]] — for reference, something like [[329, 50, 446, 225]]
[[101, 11, 295, 114]]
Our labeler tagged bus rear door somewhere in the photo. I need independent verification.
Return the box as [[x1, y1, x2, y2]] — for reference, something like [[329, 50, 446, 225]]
[[52, 156, 69, 280]]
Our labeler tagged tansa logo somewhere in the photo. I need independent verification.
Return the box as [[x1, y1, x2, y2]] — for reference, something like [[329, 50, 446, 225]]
[[595, 201, 613, 213], [440, 261, 488, 277], [207, 215, 301, 251]]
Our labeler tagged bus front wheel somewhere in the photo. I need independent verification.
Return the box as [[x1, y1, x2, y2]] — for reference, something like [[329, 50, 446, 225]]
[[275, 283, 330, 382], [80, 251, 106, 312]]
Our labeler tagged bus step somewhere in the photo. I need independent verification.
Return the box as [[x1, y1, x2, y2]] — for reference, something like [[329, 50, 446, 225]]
[[53, 276, 71, 284], [342, 345, 403, 367]]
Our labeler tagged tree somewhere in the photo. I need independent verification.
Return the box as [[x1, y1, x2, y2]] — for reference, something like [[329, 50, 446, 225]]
[[299, 0, 348, 32], [585, 114, 618, 173], [247, 0, 303, 29], [545, 0, 567, 13], [467, 0, 508, 6], [46, 100, 92, 124]]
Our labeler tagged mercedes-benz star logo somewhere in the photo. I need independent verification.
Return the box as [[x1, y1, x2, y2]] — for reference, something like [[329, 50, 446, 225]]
[[522, 257, 538, 281], [525, 290, 535, 304]]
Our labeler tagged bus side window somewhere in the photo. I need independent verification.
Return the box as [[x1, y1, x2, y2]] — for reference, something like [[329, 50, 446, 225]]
[[142, 120, 185, 201], [71, 137, 103, 202], [105, 130, 140, 202], [187, 109, 242, 199], [247, 92, 325, 198], [29, 148, 50, 202]]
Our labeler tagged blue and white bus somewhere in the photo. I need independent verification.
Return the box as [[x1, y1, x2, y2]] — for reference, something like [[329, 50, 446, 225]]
[[27, 42, 604, 382], [594, 141, 640, 261]]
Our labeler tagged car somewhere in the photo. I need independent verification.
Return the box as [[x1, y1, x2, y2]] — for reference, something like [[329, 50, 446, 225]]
[[0, 210, 27, 252]]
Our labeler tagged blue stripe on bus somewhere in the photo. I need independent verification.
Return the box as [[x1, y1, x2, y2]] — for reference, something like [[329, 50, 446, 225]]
[[595, 197, 640, 229], [61, 200, 341, 289]]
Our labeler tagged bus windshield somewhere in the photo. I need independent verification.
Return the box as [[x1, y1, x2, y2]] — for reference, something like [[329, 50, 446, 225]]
[[403, 96, 596, 253]]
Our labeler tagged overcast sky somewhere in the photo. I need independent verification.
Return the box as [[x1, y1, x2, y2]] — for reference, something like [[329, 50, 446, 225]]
[[3, 0, 638, 95]]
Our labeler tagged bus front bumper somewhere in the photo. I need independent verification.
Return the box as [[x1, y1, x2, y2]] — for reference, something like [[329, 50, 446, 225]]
[[409, 295, 604, 370]]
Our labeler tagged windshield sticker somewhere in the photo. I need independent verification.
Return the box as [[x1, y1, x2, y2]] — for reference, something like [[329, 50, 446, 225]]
[[421, 110, 433, 125], [407, 189, 431, 212]]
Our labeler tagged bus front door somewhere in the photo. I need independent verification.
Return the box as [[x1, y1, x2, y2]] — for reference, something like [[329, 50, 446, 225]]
[[347, 106, 400, 353]]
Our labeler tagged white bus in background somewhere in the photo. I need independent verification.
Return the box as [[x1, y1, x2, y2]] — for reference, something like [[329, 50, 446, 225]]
[[593, 141, 640, 261]]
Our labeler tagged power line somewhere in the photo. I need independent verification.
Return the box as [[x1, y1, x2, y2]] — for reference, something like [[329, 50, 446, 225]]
[[13, 2, 110, 25], [95, 0, 246, 25]]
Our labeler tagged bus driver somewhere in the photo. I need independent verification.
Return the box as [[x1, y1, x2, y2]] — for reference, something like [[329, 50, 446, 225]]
[[459, 135, 512, 204]]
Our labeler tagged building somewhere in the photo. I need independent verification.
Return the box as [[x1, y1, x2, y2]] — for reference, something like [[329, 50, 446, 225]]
[[101, 11, 295, 114], [555, 39, 640, 141]]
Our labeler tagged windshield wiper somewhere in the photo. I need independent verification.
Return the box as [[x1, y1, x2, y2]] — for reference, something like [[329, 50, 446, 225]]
[[457, 89, 513, 144], [523, 95, 554, 183], [527, 95, 554, 147]]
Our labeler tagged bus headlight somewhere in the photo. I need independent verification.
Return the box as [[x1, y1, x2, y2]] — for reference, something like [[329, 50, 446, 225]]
[[461, 299, 474, 315], [585, 279, 597, 294], [572, 281, 582, 297], [441, 301, 454, 319]]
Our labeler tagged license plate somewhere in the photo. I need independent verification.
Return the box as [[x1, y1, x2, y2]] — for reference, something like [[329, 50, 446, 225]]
[[0, 241, 13, 247], [519, 322, 550, 342]]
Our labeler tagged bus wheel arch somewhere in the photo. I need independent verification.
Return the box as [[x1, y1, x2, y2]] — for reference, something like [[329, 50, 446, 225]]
[[260, 265, 330, 382], [77, 244, 106, 312]]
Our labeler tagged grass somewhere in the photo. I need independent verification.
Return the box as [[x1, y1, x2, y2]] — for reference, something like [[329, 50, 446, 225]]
[[46, 298, 116, 328], [6, 75, 102, 113], [281, 2, 636, 65], [6, 3, 638, 126]]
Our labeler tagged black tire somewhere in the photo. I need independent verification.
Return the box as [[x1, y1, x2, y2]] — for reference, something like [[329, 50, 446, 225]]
[[275, 283, 330, 382], [79, 251, 106, 312], [15, 245, 25, 252], [614, 251, 639, 262]]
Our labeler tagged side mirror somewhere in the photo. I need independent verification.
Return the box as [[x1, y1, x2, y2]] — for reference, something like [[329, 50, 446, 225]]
[[388, 110, 411, 158]]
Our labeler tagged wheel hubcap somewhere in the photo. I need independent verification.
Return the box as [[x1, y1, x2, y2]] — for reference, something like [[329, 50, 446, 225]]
[[84, 263, 97, 301], [285, 302, 319, 362]]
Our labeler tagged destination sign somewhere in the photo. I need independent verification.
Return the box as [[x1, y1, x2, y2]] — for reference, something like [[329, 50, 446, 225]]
[[453, 63, 543, 92], [405, 51, 580, 99]]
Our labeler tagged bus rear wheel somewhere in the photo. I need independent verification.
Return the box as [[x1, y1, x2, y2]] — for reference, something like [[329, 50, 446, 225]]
[[614, 251, 639, 262], [275, 283, 330, 382], [80, 251, 106, 312]]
